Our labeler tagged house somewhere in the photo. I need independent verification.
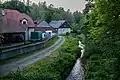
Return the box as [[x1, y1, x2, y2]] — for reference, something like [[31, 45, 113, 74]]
[[32, 20, 57, 39], [0, 8, 35, 44], [49, 20, 71, 35]]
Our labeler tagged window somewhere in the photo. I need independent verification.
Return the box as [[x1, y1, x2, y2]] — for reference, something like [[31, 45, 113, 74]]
[[20, 18, 28, 25], [23, 21, 27, 24]]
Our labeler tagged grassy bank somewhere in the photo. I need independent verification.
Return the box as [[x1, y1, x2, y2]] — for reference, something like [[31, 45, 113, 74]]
[[0, 36, 59, 65], [2, 36, 81, 80]]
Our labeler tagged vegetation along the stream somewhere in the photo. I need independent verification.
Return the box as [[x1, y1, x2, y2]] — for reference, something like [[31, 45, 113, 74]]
[[82, 0, 120, 80]]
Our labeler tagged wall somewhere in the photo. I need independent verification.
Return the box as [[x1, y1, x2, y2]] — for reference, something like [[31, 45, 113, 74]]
[[0, 36, 57, 60], [58, 28, 71, 34], [28, 28, 34, 40]]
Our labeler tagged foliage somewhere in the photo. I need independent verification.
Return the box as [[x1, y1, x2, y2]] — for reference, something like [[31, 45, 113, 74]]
[[2, 36, 80, 80], [83, 0, 120, 80], [27, 1, 74, 23], [1, 0, 30, 13], [28, 1, 83, 27], [71, 14, 85, 34]]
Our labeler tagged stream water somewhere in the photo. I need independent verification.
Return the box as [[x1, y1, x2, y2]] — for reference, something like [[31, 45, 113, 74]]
[[66, 41, 85, 80], [66, 59, 84, 80]]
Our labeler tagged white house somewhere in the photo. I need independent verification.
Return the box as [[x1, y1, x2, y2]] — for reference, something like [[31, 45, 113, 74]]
[[49, 20, 71, 35]]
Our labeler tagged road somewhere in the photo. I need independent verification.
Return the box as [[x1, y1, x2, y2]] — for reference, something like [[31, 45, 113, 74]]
[[0, 36, 65, 77]]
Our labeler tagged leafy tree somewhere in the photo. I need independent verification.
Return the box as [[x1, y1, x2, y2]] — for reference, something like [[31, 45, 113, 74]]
[[70, 11, 84, 34], [2, 0, 30, 13], [83, 0, 120, 80], [0, 1, 2, 8], [73, 11, 82, 24], [28, 3, 45, 20]]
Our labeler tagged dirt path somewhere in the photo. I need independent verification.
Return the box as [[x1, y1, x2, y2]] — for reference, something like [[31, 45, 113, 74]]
[[0, 36, 65, 77]]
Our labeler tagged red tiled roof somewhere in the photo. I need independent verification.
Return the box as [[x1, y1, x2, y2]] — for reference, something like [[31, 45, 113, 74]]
[[0, 9, 35, 33]]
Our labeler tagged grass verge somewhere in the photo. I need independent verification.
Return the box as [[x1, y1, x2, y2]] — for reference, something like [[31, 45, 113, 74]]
[[1, 36, 81, 80]]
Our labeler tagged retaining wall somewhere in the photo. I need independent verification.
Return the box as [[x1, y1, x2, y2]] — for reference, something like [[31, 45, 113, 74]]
[[0, 36, 57, 60]]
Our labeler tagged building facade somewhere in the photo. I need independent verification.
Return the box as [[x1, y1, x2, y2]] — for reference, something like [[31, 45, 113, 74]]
[[0, 8, 35, 44], [49, 20, 71, 35]]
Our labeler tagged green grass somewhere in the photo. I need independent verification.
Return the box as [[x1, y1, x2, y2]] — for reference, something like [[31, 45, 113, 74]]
[[1, 36, 81, 80], [0, 36, 59, 65]]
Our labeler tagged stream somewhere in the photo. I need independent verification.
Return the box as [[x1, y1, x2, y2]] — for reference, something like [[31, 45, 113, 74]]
[[66, 41, 85, 80]]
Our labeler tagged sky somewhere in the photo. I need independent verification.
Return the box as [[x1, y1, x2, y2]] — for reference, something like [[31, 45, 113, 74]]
[[32, 0, 86, 12]]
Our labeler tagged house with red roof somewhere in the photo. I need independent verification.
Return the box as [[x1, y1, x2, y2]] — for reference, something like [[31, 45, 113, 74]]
[[0, 8, 35, 44]]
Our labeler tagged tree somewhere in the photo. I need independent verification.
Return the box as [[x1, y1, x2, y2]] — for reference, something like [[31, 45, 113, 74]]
[[2, 0, 30, 13], [84, 0, 120, 79], [28, 3, 45, 20], [41, 1, 47, 9], [83, 1, 94, 15], [0, 1, 2, 8], [73, 11, 82, 24], [44, 8, 54, 23]]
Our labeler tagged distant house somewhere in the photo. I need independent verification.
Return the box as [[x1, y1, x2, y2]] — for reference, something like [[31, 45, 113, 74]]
[[0, 8, 35, 43], [33, 20, 57, 39], [49, 20, 71, 35]]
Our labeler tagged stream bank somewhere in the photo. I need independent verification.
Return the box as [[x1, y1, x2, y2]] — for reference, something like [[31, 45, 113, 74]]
[[66, 41, 85, 80]]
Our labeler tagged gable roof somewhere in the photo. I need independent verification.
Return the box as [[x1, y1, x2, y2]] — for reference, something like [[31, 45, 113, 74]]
[[34, 20, 43, 26], [0, 9, 35, 33], [49, 20, 66, 28], [37, 20, 51, 27]]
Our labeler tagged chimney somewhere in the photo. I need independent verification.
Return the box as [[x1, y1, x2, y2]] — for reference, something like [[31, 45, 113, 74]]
[[1, 9, 5, 16]]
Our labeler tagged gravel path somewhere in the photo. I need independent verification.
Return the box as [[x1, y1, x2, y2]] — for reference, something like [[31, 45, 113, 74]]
[[0, 36, 65, 77]]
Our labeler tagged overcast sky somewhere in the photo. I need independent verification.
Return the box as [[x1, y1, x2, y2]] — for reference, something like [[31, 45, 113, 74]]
[[32, 0, 86, 12]]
